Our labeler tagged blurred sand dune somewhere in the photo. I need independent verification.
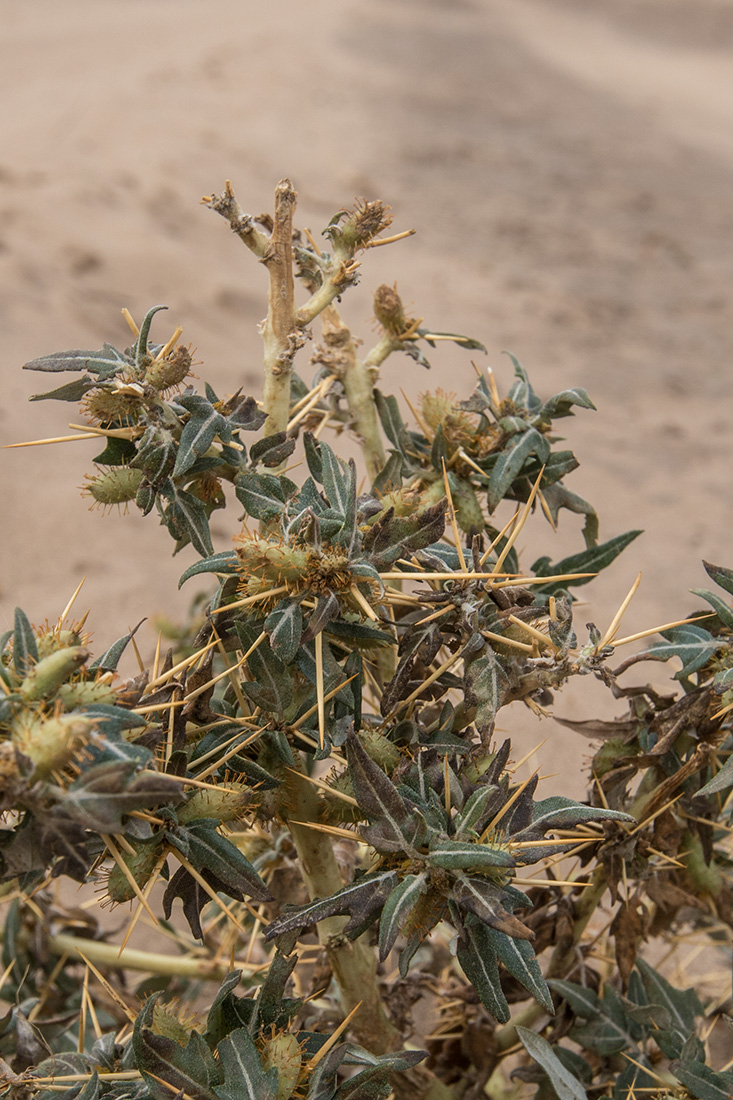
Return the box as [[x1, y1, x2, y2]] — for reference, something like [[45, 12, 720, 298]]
[[1, 0, 732, 769]]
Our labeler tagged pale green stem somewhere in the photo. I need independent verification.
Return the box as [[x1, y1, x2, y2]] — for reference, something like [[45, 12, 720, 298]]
[[495, 865, 608, 1052], [284, 766, 400, 1055], [363, 331, 402, 370], [261, 179, 299, 439], [320, 305, 385, 483], [48, 932, 254, 981]]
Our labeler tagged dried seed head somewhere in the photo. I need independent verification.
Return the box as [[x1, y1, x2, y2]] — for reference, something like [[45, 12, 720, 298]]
[[145, 344, 192, 392], [340, 199, 393, 249], [373, 283, 408, 335], [82, 466, 144, 512], [83, 387, 142, 427]]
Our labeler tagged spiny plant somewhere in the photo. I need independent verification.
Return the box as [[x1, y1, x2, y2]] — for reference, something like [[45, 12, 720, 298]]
[[0, 179, 731, 1100]]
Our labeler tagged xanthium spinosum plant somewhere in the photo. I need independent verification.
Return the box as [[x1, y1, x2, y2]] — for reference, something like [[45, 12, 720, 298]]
[[0, 179, 732, 1100]]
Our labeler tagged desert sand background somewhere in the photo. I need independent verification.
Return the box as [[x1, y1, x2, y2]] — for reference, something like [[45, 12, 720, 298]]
[[1, 0, 733, 780]]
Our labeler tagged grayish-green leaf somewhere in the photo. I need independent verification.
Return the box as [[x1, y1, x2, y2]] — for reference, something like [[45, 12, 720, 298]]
[[646, 624, 723, 679], [215, 1028, 276, 1100], [539, 388, 596, 420], [378, 873, 427, 962], [689, 588, 733, 630], [179, 551, 239, 588], [488, 927, 554, 1013], [427, 835, 514, 873], [235, 472, 286, 520], [488, 429, 551, 511], [456, 917, 509, 1023], [516, 1028, 587, 1100], [703, 560, 733, 598], [264, 599, 303, 665], [532, 530, 642, 593], [13, 607, 38, 676]]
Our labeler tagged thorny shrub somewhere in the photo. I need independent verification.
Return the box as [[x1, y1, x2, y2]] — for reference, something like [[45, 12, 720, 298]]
[[0, 180, 732, 1100]]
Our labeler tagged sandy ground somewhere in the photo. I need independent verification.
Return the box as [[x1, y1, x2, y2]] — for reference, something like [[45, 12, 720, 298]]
[[1, 0, 733, 780]]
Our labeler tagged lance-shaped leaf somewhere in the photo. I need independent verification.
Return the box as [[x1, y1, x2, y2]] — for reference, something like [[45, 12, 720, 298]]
[[427, 834, 515, 873], [374, 390, 411, 456], [418, 327, 487, 353], [511, 796, 633, 844], [264, 598, 303, 665], [300, 591, 340, 645], [131, 425, 177, 485], [28, 376, 98, 402], [238, 627, 293, 716], [456, 915, 510, 1023], [345, 733, 424, 852], [335, 1047, 427, 1099], [363, 499, 447, 570], [24, 343, 128, 378], [214, 1028, 277, 1100], [256, 950, 300, 1031], [134, 304, 169, 365], [264, 870, 399, 941], [166, 820, 271, 902], [173, 395, 229, 478], [57, 762, 182, 832], [225, 393, 267, 432], [532, 530, 642, 594], [703, 559, 733, 597], [671, 1059, 733, 1100], [372, 451, 403, 495], [635, 959, 702, 1046], [161, 486, 215, 557], [488, 428, 551, 511], [378, 873, 428, 961], [249, 431, 296, 469], [645, 624, 723, 679], [486, 926, 554, 1013], [452, 874, 533, 940], [549, 980, 636, 1057], [454, 785, 504, 839], [235, 472, 288, 520], [698, 754, 733, 797], [133, 996, 220, 1100], [538, 387, 596, 420], [179, 551, 240, 588], [204, 971, 256, 1049], [12, 607, 38, 676], [89, 620, 144, 671], [318, 440, 352, 516], [689, 587, 733, 631], [515, 1028, 587, 1100], [464, 648, 511, 735]]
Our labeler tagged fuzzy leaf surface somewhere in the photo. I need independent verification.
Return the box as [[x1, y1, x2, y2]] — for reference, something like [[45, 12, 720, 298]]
[[214, 1028, 277, 1100], [456, 916, 509, 1022], [166, 820, 271, 902], [487, 926, 554, 1013], [133, 997, 220, 1100], [265, 871, 399, 941], [378, 873, 427, 962], [532, 530, 642, 593], [516, 1028, 587, 1100], [264, 599, 303, 665], [346, 733, 423, 851]]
